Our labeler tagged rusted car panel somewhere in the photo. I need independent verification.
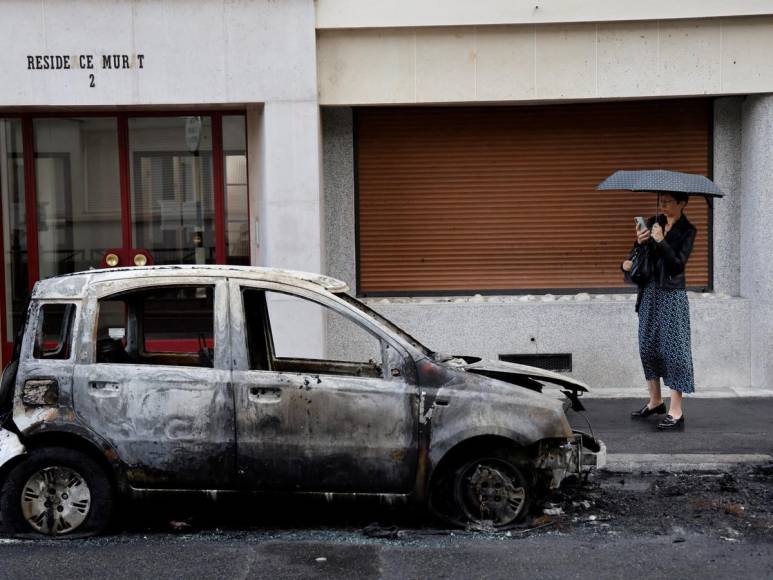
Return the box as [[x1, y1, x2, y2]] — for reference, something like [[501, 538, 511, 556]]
[[421, 364, 575, 465], [1, 265, 603, 536], [65, 276, 236, 488], [73, 364, 236, 488], [231, 369, 419, 493]]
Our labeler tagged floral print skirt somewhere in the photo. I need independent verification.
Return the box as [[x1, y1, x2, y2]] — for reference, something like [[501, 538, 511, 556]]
[[638, 281, 695, 394]]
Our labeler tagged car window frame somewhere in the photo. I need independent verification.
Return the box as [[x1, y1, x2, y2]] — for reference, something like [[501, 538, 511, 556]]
[[229, 280, 416, 383], [84, 277, 230, 370], [26, 300, 79, 363]]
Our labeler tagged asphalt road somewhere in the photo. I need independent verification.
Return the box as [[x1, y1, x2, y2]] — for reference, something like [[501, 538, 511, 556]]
[[0, 531, 771, 579], [569, 397, 773, 455], [1, 468, 772, 580]]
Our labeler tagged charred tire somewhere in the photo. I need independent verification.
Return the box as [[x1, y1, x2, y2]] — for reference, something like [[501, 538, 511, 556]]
[[0, 359, 18, 416], [0, 447, 113, 538], [430, 448, 532, 530]]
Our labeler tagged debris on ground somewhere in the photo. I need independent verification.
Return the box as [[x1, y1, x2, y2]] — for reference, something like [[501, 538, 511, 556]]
[[168, 520, 193, 532], [542, 505, 564, 516], [537, 464, 773, 542], [362, 523, 402, 540]]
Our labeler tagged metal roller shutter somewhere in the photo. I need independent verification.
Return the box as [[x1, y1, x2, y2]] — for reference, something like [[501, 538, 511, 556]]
[[356, 99, 711, 295]]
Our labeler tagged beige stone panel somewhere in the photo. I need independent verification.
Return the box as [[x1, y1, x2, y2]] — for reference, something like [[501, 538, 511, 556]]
[[316, 0, 773, 29], [317, 29, 415, 104], [597, 21, 659, 97], [415, 28, 476, 102], [475, 26, 535, 101], [659, 19, 722, 95], [721, 16, 773, 93], [535, 24, 596, 99]]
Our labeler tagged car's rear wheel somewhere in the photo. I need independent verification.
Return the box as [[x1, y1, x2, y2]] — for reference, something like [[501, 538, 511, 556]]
[[0, 447, 113, 537]]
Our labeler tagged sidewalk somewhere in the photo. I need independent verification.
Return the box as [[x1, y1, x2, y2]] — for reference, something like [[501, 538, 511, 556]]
[[570, 397, 773, 471]]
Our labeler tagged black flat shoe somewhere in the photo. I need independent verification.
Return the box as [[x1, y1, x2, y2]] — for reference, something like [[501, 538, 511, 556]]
[[631, 402, 667, 418], [657, 414, 685, 430]]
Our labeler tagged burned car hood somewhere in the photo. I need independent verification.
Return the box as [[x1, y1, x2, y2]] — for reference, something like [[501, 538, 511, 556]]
[[437, 355, 588, 395]]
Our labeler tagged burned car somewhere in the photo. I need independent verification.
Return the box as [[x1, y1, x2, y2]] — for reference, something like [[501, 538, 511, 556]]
[[0, 266, 603, 536]]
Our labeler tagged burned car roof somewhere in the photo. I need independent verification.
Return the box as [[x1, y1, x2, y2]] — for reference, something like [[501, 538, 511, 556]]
[[31, 265, 350, 299]]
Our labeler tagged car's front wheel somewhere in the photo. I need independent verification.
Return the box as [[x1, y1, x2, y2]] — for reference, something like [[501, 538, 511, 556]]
[[429, 447, 533, 531], [453, 455, 530, 529], [0, 447, 113, 537]]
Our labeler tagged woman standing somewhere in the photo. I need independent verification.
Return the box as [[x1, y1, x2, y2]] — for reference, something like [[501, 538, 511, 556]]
[[622, 192, 697, 430]]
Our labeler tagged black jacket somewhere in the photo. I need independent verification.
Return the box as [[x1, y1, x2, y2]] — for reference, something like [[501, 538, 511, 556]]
[[626, 213, 697, 311]]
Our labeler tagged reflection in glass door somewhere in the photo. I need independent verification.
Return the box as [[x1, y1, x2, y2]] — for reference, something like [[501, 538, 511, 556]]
[[129, 117, 215, 265], [33, 118, 122, 278], [0, 119, 26, 344]]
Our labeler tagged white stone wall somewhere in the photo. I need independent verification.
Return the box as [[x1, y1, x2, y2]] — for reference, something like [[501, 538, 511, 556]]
[[740, 95, 773, 390], [713, 98, 744, 297], [0, 0, 317, 106], [344, 295, 751, 395]]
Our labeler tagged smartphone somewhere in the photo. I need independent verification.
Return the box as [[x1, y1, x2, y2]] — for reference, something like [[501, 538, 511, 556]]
[[634, 216, 647, 230]]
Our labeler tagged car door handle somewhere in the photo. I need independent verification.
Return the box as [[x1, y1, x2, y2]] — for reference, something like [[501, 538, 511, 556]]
[[88, 381, 121, 397], [89, 381, 120, 391], [248, 386, 281, 402]]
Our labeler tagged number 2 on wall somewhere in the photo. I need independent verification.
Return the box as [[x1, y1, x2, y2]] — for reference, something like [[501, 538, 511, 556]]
[[89, 74, 95, 88]]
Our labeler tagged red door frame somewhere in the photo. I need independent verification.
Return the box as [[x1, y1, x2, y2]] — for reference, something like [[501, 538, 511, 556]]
[[0, 111, 244, 364]]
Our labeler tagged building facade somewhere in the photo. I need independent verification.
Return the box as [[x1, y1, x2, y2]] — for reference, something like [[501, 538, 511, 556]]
[[2, 1, 773, 393]]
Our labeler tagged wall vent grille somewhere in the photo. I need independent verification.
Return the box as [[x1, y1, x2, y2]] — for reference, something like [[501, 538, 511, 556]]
[[498, 353, 572, 373]]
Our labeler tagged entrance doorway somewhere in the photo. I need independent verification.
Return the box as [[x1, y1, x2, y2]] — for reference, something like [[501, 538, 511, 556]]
[[0, 113, 248, 360]]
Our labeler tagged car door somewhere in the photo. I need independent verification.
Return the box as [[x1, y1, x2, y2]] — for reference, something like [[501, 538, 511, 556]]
[[229, 280, 419, 494], [72, 277, 235, 489]]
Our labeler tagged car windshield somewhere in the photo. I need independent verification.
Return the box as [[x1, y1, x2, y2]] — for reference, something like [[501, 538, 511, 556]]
[[336, 293, 433, 357]]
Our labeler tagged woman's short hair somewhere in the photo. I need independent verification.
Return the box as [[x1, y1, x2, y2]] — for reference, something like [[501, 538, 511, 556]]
[[671, 192, 689, 205]]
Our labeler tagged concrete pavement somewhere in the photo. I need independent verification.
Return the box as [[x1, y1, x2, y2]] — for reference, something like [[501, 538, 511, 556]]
[[570, 397, 773, 471]]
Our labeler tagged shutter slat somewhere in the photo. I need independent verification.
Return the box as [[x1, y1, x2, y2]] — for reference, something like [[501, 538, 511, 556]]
[[357, 100, 711, 294]]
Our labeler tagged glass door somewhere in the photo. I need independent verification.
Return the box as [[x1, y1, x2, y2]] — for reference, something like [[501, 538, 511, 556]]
[[0, 119, 26, 349], [127, 116, 216, 266], [33, 118, 123, 276]]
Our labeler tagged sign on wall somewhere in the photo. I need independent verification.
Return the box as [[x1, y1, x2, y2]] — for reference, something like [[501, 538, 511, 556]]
[[26, 53, 145, 88]]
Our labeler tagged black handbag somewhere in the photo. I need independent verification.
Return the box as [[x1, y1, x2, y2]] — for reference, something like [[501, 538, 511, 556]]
[[627, 244, 652, 287]]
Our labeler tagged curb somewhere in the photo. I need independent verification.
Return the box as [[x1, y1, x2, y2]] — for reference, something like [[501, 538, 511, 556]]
[[581, 390, 773, 399], [601, 453, 773, 473]]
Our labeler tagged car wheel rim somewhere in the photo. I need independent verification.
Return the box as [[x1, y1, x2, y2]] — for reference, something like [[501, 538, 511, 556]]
[[455, 459, 526, 529], [20, 466, 92, 535]]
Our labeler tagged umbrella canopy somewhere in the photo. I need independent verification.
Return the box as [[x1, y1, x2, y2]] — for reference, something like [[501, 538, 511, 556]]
[[597, 170, 724, 198]]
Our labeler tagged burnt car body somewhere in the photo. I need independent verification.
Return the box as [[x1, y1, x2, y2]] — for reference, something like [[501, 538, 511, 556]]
[[0, 266, 603, 536]]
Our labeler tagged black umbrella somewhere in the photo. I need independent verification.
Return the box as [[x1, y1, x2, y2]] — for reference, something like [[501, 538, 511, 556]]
[[597, 169, 724, 222], [596, 170, 724, 198]]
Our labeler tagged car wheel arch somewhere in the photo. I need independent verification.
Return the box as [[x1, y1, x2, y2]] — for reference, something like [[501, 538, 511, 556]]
[[427, 433, 536, 490], [19, 431, 122, 493], [0, 453, 25, 492]]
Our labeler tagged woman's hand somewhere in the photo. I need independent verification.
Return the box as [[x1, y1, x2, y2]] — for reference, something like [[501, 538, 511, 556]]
[[651, 223, 665, 243], [636, 224, 651, 245], [622, 260, 633, 272]]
